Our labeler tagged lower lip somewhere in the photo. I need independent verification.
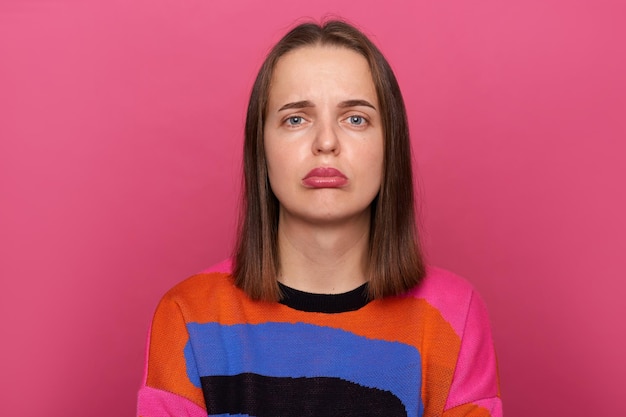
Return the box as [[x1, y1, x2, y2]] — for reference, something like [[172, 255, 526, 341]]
[[302, 176, 348, 188]]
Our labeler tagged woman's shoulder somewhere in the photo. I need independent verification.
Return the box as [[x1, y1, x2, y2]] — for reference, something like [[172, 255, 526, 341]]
[[404, 266, 484, 335], [411, 266, 477, 299], [159, 259, 236, 307]]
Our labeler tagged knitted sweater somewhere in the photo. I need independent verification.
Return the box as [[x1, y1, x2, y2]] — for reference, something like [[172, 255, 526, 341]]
[[137, 261, 502, 417]]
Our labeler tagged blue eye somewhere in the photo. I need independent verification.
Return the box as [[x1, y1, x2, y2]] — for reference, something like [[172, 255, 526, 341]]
[[286, 116, 303, 126], [348, 116, 365, 126]]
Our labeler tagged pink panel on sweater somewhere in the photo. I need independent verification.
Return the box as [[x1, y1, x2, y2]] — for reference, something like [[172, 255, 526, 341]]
[[137, 386, 206, 417], [444, 291, 499, 411], [406, 267, 475, 336]]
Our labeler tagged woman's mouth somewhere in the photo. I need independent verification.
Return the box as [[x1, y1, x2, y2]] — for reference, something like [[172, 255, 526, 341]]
[[302, 167, 348, 188]]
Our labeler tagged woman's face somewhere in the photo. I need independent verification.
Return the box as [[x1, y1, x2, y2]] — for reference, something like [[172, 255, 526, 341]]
[[264, 45, 384, 227]]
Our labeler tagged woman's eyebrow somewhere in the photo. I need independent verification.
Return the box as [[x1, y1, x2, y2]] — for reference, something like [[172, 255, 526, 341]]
[[338, 99, 377, 110], [277, 99, 377, 112], [278, 100, 315, 111]]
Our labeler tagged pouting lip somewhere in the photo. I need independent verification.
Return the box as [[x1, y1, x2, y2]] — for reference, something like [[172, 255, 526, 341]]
[[302, 167, 347, 180]]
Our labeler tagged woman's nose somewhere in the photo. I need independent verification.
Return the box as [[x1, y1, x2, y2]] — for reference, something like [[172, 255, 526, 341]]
[[312, 119, 340, 155]]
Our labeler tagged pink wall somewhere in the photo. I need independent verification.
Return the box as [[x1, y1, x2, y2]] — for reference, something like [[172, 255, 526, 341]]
[[1, 0, 624, 415]]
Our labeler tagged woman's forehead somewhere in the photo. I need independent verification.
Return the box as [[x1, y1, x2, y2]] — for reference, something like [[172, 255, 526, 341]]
[[268, 45, 377, 107]]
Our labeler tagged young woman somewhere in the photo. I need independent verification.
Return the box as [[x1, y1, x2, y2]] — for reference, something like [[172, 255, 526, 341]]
[[138, 20, 502, 417]]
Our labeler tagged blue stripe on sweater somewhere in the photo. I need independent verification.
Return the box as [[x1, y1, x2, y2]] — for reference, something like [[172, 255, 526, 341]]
[[184, 322, 423, 416]]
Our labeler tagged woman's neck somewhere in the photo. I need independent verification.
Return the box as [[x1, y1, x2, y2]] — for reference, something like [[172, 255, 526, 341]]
[[276, 212, 370, 294]]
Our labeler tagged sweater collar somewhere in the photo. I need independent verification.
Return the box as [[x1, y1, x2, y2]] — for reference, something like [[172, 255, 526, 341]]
[[277, 281, 370, 313]]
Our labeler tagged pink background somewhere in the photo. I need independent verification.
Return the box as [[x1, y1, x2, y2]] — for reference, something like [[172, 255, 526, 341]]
[[1, 0, 624, 415]]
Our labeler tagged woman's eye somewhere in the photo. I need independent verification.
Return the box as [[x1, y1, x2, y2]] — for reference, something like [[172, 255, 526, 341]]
[[285, 116, 304, 126], [347, 115, 366, 126]]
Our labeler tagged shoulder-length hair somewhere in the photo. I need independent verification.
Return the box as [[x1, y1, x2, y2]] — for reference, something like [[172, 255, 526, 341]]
[[233, 19, 425, 301]]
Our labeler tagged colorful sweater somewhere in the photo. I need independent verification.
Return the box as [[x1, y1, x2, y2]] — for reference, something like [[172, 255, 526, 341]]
[[137, 260, 502, 417]]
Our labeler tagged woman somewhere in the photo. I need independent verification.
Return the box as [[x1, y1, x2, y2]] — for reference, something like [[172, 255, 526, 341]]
[[138, 20, 502, 417]]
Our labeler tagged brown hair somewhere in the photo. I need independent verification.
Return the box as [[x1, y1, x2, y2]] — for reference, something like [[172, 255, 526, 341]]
[[233, 19, 425, 301]]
